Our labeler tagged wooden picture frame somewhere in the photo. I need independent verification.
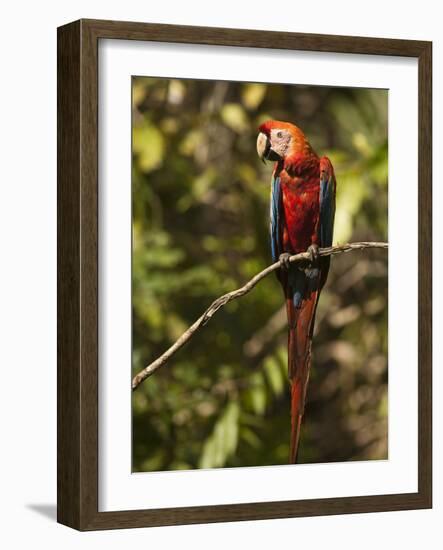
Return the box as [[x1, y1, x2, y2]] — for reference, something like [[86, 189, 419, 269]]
[[57, 18, 432, 530]]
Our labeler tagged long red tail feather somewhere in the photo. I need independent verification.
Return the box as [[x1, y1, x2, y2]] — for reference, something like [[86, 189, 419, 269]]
[[287, 291, 319, 463]]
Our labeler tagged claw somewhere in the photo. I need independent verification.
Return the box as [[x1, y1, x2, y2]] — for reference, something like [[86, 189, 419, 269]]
[[279, 253, 291, 270], [307, 244, 319, 264]]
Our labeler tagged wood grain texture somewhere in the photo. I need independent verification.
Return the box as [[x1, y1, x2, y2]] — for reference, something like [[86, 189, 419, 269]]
[[417, 41, 432, 507], [57, 18, 432, 531], [57, 20, 81, 528], [83, 18, 429, 57]]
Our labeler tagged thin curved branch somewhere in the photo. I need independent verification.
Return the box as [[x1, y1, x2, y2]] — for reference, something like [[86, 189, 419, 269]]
[[132, 241, 388, 390]]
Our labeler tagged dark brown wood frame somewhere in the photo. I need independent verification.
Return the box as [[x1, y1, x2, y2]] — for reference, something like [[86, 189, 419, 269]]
[[57, 18, 432, 531]]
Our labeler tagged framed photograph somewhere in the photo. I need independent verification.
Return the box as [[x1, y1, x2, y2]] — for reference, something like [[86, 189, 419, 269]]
[[57, 19, 432, 530]]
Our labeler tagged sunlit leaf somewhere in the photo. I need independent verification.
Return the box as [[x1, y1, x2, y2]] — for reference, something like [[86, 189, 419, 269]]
[[263, 356, 284, 396], [199, 401, 240, 468], [221, 103, 249, 133], [241, 83, 266, 110], [246, 372, 267, 415], [133, 122, 165, 172]]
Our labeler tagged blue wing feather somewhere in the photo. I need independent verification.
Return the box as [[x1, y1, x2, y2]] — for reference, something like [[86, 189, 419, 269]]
[[270, 175, 282, 262], [319, 163, 336, 248]]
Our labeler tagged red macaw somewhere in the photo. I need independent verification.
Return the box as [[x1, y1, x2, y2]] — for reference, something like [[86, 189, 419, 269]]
[[257, 120, 336, 463]]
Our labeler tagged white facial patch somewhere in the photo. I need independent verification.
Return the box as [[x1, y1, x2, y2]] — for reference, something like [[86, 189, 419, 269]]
[[270, 128, 291, 158]]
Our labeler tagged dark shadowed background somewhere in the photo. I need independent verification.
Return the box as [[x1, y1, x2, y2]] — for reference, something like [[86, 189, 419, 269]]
[[131, 77, 388, 472]]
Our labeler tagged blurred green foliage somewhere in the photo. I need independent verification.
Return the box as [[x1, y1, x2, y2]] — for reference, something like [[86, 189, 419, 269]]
[[132, 77, 388, 471]]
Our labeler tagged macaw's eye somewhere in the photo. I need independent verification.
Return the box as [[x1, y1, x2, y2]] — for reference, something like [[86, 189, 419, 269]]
[[277, 131, 283, 138]]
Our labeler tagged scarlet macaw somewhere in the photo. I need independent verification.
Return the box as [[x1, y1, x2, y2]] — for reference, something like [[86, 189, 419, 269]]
[[257, 120, 336, 463]]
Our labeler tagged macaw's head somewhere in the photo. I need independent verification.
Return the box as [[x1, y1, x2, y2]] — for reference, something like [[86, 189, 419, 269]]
[[256, 120, 310, 163]]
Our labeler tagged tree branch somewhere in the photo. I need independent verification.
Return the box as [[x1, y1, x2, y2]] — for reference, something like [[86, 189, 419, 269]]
[[132, 241, 388, 390]]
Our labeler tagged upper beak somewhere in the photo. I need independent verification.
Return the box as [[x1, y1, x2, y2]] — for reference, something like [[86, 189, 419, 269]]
[[256, 132, 270, 164]]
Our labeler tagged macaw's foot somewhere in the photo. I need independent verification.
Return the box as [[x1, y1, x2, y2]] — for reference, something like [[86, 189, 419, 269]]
[[279, 253, 291, 270], [307, 244, 320, 264]]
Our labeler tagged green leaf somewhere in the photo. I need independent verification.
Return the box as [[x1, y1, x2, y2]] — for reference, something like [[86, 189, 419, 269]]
[[133, 122, 165, 173], [263, 356, 284, 396], [221, 103, 249, 133], [198, 401, 240, 469], [241, 83, 266, 110], [246, 372, 267, 415], [240, 426, 261, 449]]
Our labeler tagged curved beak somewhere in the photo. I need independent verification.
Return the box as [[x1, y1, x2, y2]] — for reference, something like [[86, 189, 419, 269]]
[[257, 131, 280, 163], [256, 132, 270, 164]]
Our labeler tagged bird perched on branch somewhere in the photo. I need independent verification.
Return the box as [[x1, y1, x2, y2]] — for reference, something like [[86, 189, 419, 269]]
[[257, 120, 336, 463]]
